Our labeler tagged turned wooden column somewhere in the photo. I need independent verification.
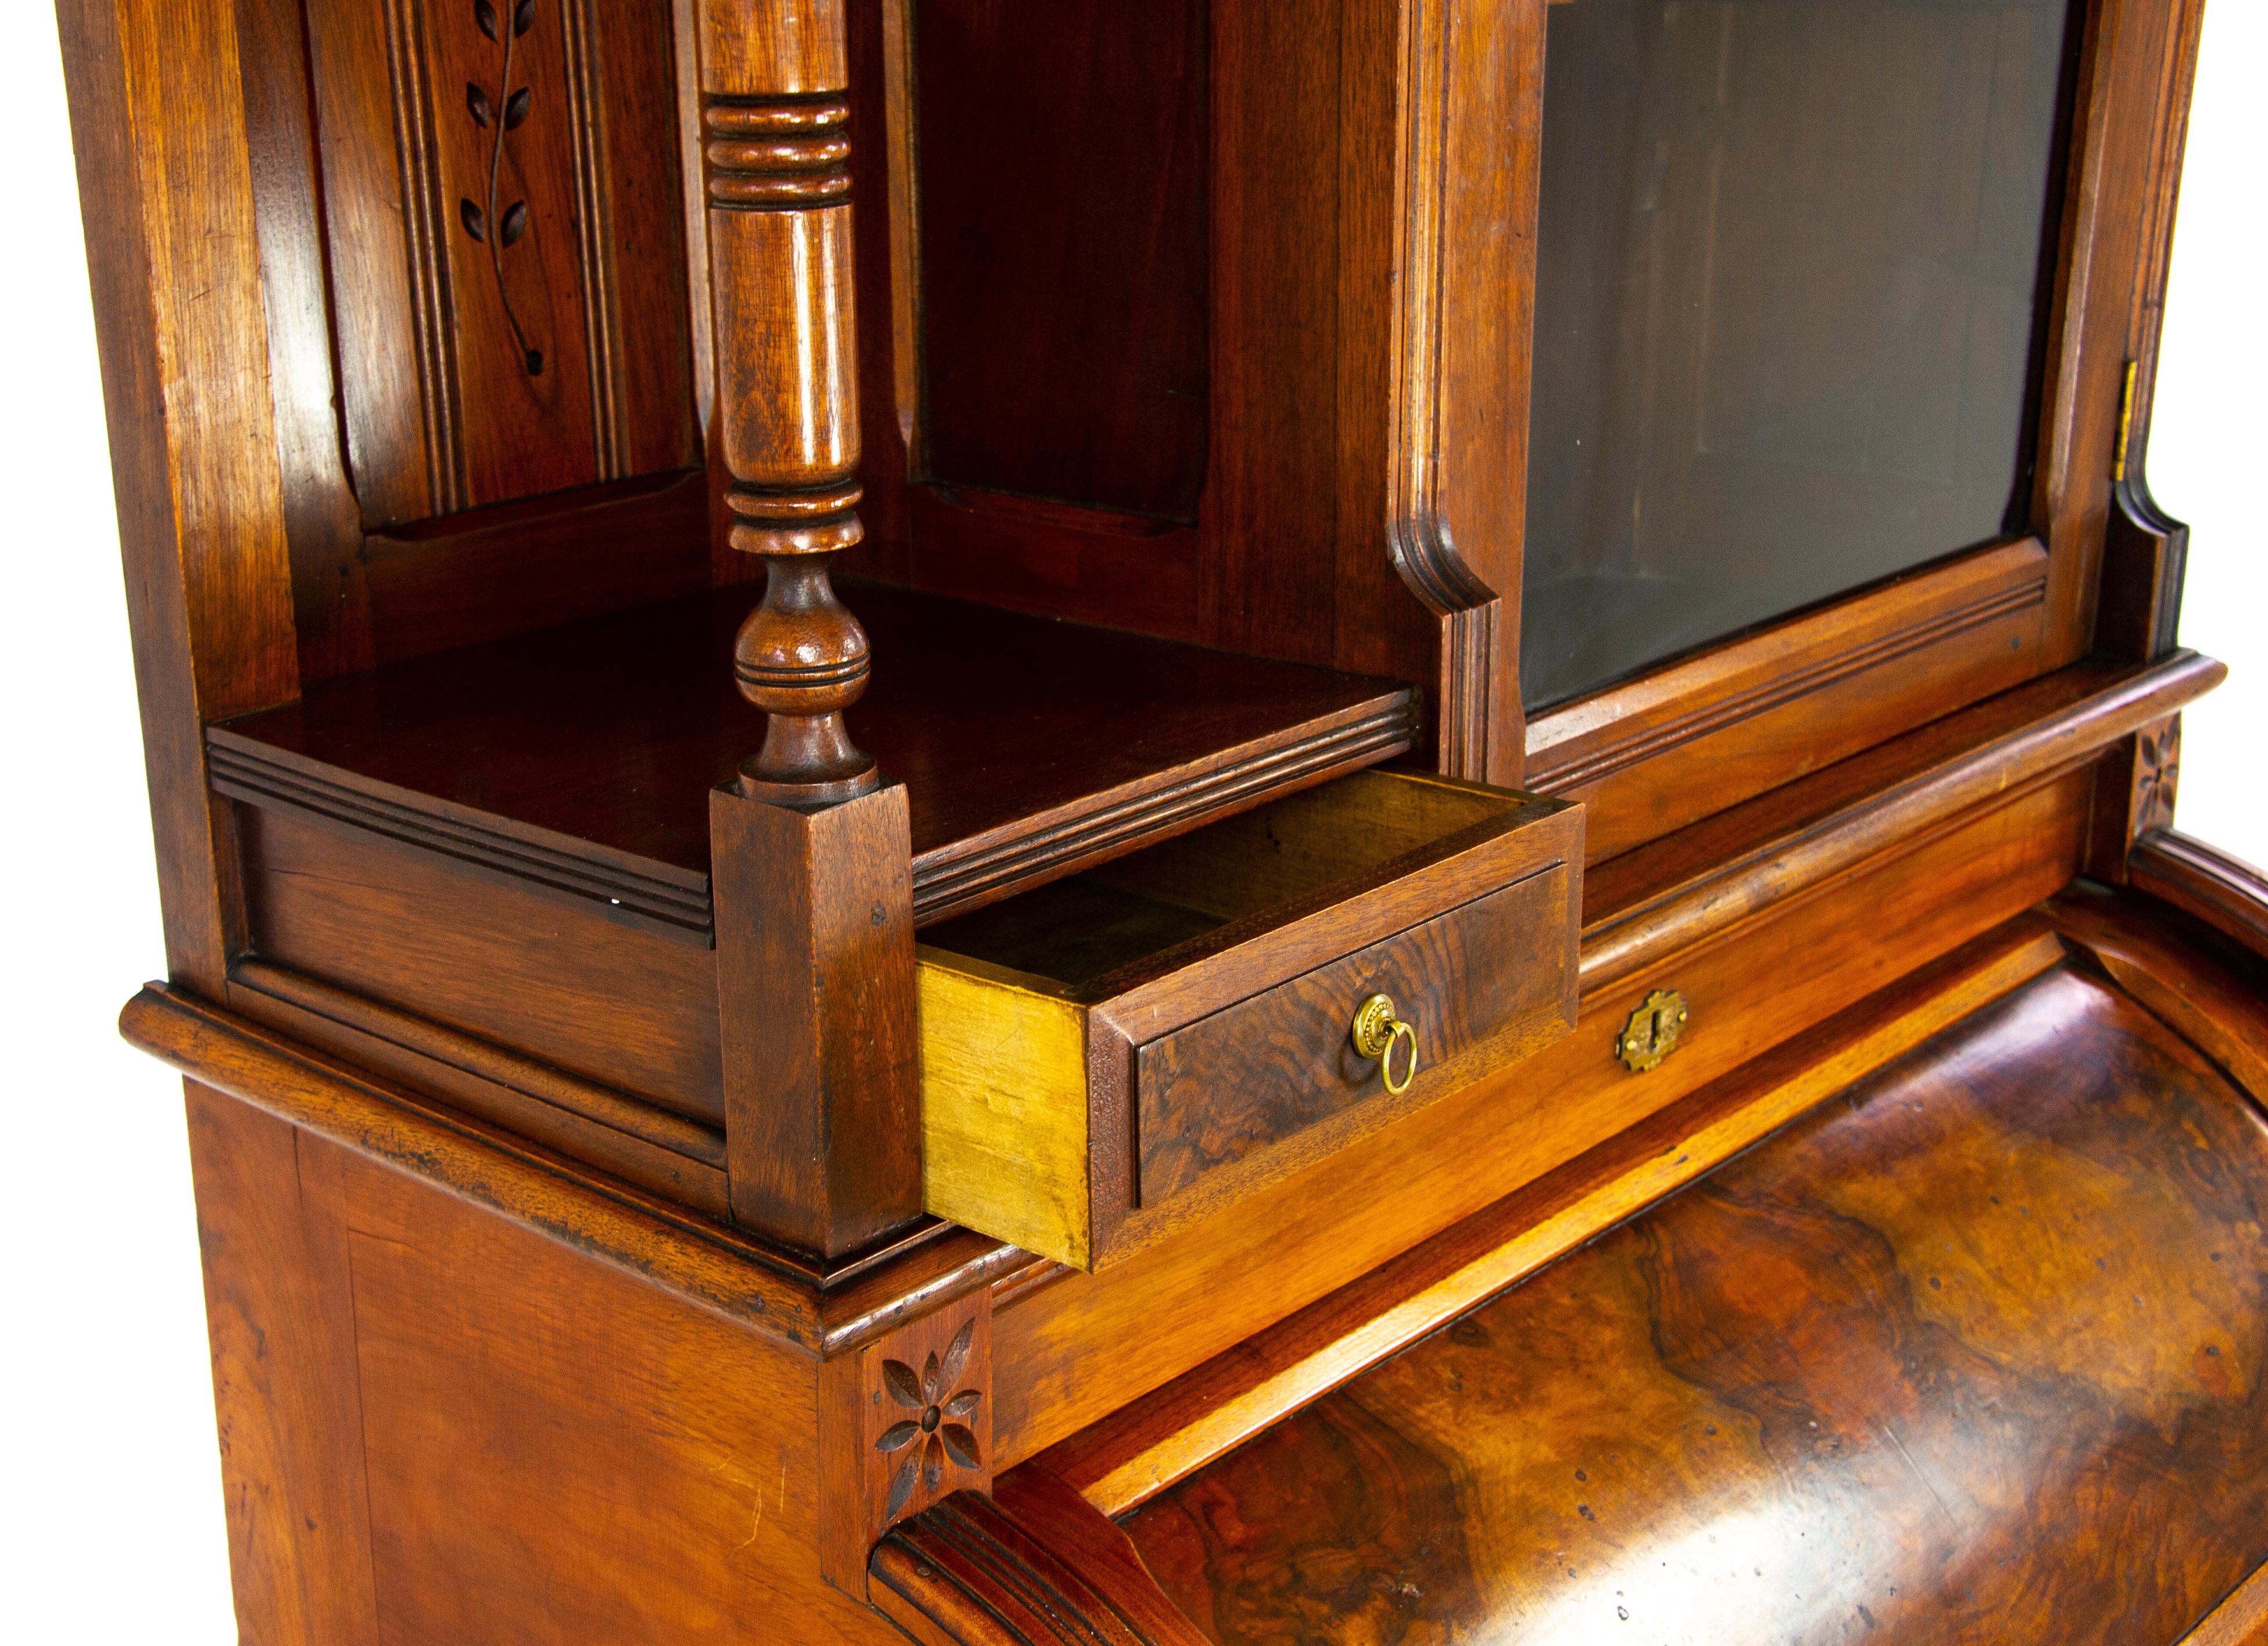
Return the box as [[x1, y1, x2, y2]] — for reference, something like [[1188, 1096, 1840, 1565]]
[[697, 0, 878, 805], [698, 0, 919, 1261]]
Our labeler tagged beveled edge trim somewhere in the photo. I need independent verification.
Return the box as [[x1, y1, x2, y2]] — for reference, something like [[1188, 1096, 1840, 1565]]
[[209, 729, 717, 943], [1580, 650, 2225, 993], [119, 983, 1027, 1357], [1529, 541, 2049, 793], [208, 691, 1420, 942], [231, 958, 727, 1165], [1032, 918, 2069, 1517], [2130, 828, 2268, 962], [2177, 1557, 2268, 1646]]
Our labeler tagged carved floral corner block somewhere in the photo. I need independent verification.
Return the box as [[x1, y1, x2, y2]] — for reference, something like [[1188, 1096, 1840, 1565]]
[[820, 1289, 993, 1591], [2134, 717, 2181, 839]]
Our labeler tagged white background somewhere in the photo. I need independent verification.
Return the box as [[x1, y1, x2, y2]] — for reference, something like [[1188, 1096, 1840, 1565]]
[[1, 4, 2259, 1639]]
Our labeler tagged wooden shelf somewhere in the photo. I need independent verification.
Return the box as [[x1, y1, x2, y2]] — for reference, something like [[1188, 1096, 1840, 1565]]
[[209, 582, 1420, 937]]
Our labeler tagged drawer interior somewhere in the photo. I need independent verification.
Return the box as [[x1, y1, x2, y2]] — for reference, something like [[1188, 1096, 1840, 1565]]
[[920, 770, 1521, 992]]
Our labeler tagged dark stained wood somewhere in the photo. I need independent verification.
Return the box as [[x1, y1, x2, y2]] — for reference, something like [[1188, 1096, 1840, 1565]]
[[1121, 964, 2268, 1645], [910, 0, 1209, 524], [1529, 539, 2050, 864], [227, 957, 731, 1219], [1135, 866, 1573, 1212], [58, 0, 302, 992], [356, 471, 712, 671], [186, 1084, 382, 1646], [1580, 649, 2222, 990], [237, 805, 727, 1125], [2181, 1563, 2268, 1646], [2131, 829, 2268, 963], [863, 0, 1536, 782], [2100, 476, 2190, 662], [210, 581, 1419, 926], [872, 1473, 1207, 1646], [300, 0, 697, 524], [2084, 714, 2181, 883], [693, 0, 881, 800], [713, 781, 922, 1258]]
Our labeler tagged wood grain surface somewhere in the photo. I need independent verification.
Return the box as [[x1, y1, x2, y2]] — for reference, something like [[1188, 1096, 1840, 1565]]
[[1121, 964, 2268, 1644], [1135, 867, 1571, 1210], [212, 579, 1416, 925]]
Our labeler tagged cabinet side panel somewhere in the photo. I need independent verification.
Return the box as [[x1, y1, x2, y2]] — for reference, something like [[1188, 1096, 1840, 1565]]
[[186, 1085, 380, 1646], [330, 1145, 899, 1644]]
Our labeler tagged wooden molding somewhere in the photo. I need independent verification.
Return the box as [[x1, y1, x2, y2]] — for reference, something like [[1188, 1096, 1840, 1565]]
[[869, 1471, 1207, 1645], [207, 730, 716, 941], [2179, 1561, 2268, 1646], [2130, 829, 2268, 964], [227, 957, 729, 1212], [1529, 539, 2049, 862], [1579, 650, 2223, 993], [208, 684, 1416, 939], [118, 982, 1028, 1355]]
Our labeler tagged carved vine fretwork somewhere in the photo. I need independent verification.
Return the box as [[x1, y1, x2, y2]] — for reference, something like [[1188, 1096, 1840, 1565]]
[[877, 1321, 984, 1519], [461, 0, 545, 376], [2135, 719, 2181, 838]]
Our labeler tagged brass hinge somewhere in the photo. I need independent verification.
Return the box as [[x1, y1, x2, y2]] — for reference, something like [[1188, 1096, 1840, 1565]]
[[2113, 358, 2138, 483]]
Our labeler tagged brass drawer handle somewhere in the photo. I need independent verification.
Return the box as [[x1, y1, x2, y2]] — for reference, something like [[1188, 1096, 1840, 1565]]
[[1352, 993, 1420, 1095]]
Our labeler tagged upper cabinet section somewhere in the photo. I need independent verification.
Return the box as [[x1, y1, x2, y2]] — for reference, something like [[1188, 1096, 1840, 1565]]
[[1521, 0, 2080, 710], [908, 0, 1210, 525], [302, 0, 702, 527]]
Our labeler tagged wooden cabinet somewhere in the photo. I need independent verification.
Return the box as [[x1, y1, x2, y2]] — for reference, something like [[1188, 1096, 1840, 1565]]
[[62, 0, 2266, 1638]]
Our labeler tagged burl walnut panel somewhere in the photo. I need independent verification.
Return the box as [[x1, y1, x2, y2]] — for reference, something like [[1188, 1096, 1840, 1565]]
[[1135, 865, 1572, 1210], [1122, 965, 2268, 1644]]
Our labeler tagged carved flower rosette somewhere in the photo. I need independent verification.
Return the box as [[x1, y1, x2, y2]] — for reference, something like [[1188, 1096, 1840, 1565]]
[[877, 1321, 983, 1519]]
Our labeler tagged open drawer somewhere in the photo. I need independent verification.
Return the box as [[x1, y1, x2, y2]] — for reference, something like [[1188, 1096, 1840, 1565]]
[[917, 770, 1583, 1268]]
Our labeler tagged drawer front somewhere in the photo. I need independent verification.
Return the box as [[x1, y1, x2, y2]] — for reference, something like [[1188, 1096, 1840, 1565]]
[[1135, 864, 1574, 1211]]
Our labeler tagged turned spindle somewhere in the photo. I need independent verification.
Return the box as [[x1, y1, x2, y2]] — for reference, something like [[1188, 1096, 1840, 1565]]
[[698, 10, 879, 808]]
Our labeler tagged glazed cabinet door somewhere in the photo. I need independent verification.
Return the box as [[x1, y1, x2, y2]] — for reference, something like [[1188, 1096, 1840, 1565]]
[[1513, 0, 2201, 862]]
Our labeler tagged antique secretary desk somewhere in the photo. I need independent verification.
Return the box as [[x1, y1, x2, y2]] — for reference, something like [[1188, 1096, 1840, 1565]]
[[60, 0, 2268, 1636]]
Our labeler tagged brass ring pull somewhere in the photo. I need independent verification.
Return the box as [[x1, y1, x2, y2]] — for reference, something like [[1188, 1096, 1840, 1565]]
[[1351, 993, 1421, 1096]]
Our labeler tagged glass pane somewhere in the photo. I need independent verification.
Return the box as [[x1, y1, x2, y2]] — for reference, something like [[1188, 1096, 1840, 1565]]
[[1521, 0, 2078, 711]]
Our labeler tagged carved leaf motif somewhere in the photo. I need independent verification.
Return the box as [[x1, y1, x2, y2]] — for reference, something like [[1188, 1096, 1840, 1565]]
[[460, 198, 486, 242], [921, 1351, 943, 1407], [505, 87, 532, 130], [475, 0, 498, 41], [939, 1320, 974, 1392], [886, 1455, 918, 1520], [922, 1435, 945, 1494], [939, 1423, 982, 1468], [876, 1420, 921, 1455], [882, 1359, 924, 1409], [514, 0, 536, 35], [466, 82, 492, 127], [499, 201, 529, 248], [942, 1390, 981, 1419]]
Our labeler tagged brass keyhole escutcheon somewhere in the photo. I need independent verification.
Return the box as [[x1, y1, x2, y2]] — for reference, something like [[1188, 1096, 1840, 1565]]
[[1352, 993, 1420, 1096], [1616, 988, 1690, 1072]]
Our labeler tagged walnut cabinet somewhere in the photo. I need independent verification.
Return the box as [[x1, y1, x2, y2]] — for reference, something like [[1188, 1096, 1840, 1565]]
[[60, 0, 2268, 1638]]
